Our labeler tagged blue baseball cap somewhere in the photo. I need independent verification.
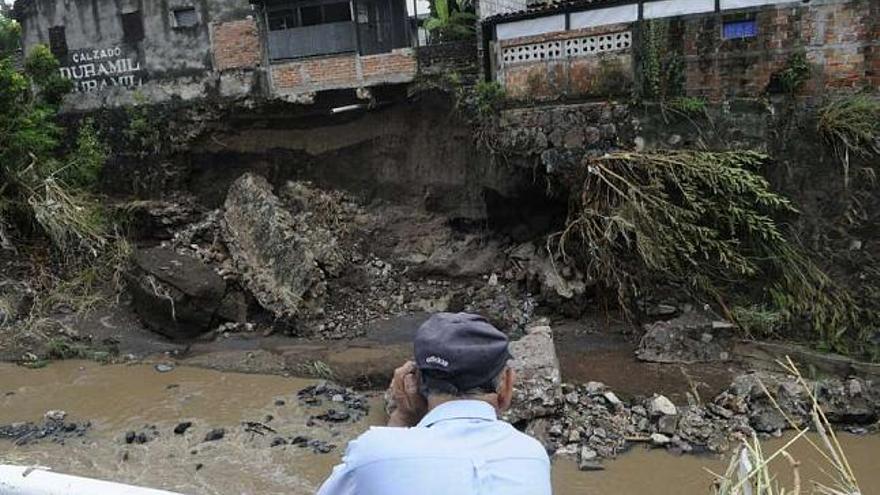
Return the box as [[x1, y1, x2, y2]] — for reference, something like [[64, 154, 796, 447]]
[[414, 312, 511, 395]]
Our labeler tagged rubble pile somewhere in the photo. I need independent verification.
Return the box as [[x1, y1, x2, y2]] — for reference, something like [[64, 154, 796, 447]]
[[126, 172, 578, 339], [545, 373, 879, 470]]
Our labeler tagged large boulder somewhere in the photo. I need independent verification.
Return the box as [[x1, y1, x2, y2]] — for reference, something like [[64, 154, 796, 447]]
[[0, 279, 33, 327], [222, 174, 339, 321], [636, 311, 734, 364], [126, 247, 246, 339], [503, 325, 563, 424]]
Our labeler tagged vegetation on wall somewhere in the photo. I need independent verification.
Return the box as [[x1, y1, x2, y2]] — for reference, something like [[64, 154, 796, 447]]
[[636, 19, 685, 102], [774, 51, 810, 95], [424, 0, 476, 43], [554, 150, 869, 354], [817, 94, 880, 184]]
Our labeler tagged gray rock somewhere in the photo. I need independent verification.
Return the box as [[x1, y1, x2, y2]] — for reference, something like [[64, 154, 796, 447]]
[[657, 414, 678, 435], [126, 247, 246, 339], [503, 326, 562, 424], [649, 395, 678, 417], [603, 392, 622, 407], [0, 279, 33, 326], [650, 433, 671, 446], [222, 174, 340, 323], [584, 381, 606, 395], [637, 311, 734, 364]]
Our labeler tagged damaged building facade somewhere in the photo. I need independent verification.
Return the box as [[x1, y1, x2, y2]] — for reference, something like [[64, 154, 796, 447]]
[[480, 0, 879, 100], [12, 0, 417, 110]]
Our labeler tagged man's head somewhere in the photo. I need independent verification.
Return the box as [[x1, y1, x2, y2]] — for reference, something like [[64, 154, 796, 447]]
[[413, 312, 516, 412]]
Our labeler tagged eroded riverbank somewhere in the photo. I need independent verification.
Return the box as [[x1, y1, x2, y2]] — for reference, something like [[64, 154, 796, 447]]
[[2, 360, 879, 495]]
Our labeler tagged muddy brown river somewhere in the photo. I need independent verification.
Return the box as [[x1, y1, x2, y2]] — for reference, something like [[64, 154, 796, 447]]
[[2, 361, 878, 494]]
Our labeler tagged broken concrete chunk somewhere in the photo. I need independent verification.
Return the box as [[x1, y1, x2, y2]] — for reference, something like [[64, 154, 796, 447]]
[[222, 174, 339, 324], [503, 326, 562, 424]]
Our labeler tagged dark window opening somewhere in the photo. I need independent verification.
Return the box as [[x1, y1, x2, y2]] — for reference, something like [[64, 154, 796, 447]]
[[122, 11, 145, 42], [299, 5, 322, 26], [173, 7, 199, 28], [323, 2, 352, 23], [722, 19, 757, 40], [268, 9, 298, 30], [48, 26, 68, 58]]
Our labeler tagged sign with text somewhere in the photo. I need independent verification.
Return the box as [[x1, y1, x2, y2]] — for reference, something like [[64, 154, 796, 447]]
[[59, 45, 145, 92]]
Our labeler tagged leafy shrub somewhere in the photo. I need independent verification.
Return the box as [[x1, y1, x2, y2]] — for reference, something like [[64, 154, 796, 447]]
[[425, 0, 476, 42], [775, 52, 810, 95]]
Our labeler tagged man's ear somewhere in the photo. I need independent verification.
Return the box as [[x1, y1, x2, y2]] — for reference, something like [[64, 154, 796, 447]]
[[497, 367, 516, 412]]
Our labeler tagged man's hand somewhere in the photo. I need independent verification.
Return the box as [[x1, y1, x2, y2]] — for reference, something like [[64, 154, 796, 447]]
[[387, 361, 428, 427]]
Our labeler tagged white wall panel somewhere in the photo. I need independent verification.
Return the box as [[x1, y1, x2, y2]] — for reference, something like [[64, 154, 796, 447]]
[[496, 14, 566, 40], [720, 0, 798, 9], [643, 0, 715, 19], [569, 4, 638, 30]]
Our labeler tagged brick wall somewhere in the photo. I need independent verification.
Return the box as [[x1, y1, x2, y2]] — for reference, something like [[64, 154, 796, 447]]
[[493, 0, 879, 101], [682, 1, 877, 99], [212, 18, 261, 72], [496, 24, 635, 100], [271, 48, 417, 95]]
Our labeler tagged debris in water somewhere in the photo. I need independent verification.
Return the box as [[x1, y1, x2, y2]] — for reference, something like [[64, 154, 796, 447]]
[[154, 363, 175, 373], [204, 428, 225, 442], [174, 422, 193, 435]]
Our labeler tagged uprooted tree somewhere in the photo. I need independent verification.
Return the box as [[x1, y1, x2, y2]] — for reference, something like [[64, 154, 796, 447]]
[[554, 149, 874, 356]]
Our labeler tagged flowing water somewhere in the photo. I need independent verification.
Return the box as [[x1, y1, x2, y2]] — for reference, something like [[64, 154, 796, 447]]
[[1, 361, 878, 495]]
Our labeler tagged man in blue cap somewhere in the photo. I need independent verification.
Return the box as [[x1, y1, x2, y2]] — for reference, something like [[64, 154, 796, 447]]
[[317, 312, 552, 495]]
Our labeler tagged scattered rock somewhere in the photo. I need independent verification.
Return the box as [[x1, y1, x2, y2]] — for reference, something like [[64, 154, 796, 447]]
[[650, 433, 671, 446], [637, 311, 734, 364], [649, 395, 678, 417], [174, 422, 193, 435], [155, 363, 175, 373], [43, 410, 67, 422], [0, 418, 90, 446], [204, 428, 225, 442]]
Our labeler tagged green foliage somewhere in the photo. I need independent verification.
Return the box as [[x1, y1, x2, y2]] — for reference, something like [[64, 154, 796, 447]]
[[24, 44, 73, 104], [0, 37, 109, 258], [65, 120, 109, 189], [473, 80, 505, 117], [637, 19, 684, 101], [0, 10, 21, 56], [425, 0, 476, 42], [817, 95, 880, 162], [776, 52, 810, 95], [556, 150, 867, 353], [665, 96, 707, 115], [123, 95, 164, 156], [731, 305, 786, 337]]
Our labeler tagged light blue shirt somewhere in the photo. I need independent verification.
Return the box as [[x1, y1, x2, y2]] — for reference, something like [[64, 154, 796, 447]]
[[317, 400, 552, 495]]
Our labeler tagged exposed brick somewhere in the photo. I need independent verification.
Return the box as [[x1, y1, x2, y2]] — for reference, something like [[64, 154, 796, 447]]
[[212, 19, 260, 71]]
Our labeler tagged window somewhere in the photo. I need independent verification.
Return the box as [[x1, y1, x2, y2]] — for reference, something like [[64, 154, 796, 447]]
[[722, 19, 757, 40], [122, 11, 145, 42], [323, 2, 352, 23], [173, 7, 199, 28], [268, 9, 297, 30], [299, 5, 322, 26], [48, 26, 68, 58]]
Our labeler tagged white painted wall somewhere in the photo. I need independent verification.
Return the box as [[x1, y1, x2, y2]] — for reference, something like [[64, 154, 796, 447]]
[[720, 0, 798, 9], [643, 0, 715, 19], [569, 4, 639, 30], [496, 14, 566, 40]]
